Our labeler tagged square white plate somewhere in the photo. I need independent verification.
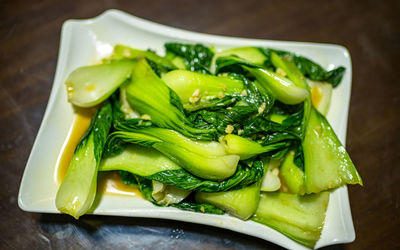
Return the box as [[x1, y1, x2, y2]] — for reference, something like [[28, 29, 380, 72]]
[[18, 9, 355, 249]]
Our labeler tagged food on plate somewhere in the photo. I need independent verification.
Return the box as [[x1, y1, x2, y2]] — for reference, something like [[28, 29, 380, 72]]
[[56, 42, 362, 247]]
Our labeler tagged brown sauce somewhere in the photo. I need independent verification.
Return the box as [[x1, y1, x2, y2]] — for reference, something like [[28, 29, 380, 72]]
[[56, 108, 140, 197], [97, 171, 142, 197]]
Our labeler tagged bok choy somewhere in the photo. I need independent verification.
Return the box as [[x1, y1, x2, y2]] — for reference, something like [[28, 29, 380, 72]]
[[56, 102, 112, 218], [57, 41, 362, 248]]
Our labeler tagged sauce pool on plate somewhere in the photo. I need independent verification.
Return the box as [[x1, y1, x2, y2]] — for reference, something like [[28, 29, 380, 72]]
[[55, 108, 141, 197]]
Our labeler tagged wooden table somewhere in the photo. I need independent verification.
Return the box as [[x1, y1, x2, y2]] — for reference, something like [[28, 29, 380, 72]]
[[1, 0, 399, 249]]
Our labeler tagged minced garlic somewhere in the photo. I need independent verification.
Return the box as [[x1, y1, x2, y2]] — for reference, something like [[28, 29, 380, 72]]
[[276, 67, 287, 77], [258, 102, 266, 114], [272, 168, 279, 176], [189, 88, 201, 104], [189, 96, 200, 104], [123, 48, 131, 57], [192, 88, 201, 97], [314, 125, 322, 135], [225, 125, 234, 134], [141, 114, 151, 120]]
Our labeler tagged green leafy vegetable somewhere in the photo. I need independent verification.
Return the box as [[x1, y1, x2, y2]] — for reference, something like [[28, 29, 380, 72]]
[[245, 66, 309, 105], [124, 57, 216, 140], [147, 162, 264, 192], [170, 202, 225, 214], [222, 134, 290, 160], [269, 52, 312, 144], [215, 47, 346, 87], [262, 48, 346, 87], [253, 191, 330, 248], [196, 180, 262, 220], [185, 73, 276, 137], [58, 42, 362, 248], [100, 144, 182, 176], [124, 173, 224, 215], [216, 54, 309, 105], [303, 107, 363, 193], [215, 55, 258, 75], [161, 69, 244, 110], [280, 151, 305, 195], [65, 60, 134, 107], [270, 52, 309, 90], [152, 180, 192, 205], [111, 44, 177, 71], [212, 47, 267, 69], [101, 146, 263, 192], [165, 43, 214, 73], [106, 128, 240, 180], [56, 102, 113, 218], [119, 170, 138, 186]]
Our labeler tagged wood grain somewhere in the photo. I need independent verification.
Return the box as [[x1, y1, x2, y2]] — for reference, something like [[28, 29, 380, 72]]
[[1, 0, 399, 249]]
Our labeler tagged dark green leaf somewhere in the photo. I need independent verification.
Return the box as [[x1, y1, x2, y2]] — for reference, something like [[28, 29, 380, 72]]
[[118, 170, 138, 186], [325, 66, 346, 88], [293, 144, 305, 171], [120, 172, 225, 215], [145, 161, 264, 192], [186, 73, 274, 137], [77, 101, 113, 162], [169, 88, 186, 114], [170, 202, 224, 214], [271, 101, 303, 115], [134, 175, 155, 202], [215, 55, 258, 75], [261, 48, 346, 87], [241, 117, 283, 137], [165, 43, 214, 74], [146, 59, 163, 77]]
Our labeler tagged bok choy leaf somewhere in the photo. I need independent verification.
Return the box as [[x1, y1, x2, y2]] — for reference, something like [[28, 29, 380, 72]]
[[195, 180, 262, 220], [122, 173, 224, 214], [111, 44, 177, 71], [106, 128, 240, 180], [165, 43, 214, 74], [100, 146, 263, 192], [124, 57, 216, 140], [161, 69, 244, 110], [65, 60, 134, 107], [253, 191, 330, 248], [303, 107, 363, 193], [56, 102, 112, 219]]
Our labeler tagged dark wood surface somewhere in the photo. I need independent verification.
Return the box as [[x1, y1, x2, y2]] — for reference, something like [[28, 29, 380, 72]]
[[1, 0, 399, 249]]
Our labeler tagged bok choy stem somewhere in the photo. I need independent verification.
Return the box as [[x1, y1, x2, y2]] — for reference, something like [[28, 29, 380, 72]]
[[55, 102, 112, 219]]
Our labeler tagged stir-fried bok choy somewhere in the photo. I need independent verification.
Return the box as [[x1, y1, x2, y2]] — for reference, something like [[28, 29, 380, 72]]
[[56, 42, 362, 247]]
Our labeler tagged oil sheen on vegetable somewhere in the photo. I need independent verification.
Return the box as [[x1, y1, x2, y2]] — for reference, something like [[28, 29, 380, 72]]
[[56, 109, 140, 197]]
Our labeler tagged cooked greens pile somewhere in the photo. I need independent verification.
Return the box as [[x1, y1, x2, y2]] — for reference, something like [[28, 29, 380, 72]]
[[56, 43, 362, 247]]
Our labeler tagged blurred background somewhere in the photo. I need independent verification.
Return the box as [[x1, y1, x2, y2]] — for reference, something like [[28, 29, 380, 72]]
[[1, 0, 399, 249]]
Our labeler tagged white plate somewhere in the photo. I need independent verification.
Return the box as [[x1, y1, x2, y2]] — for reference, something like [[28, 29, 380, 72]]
[[18, 9, 355, 249]]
